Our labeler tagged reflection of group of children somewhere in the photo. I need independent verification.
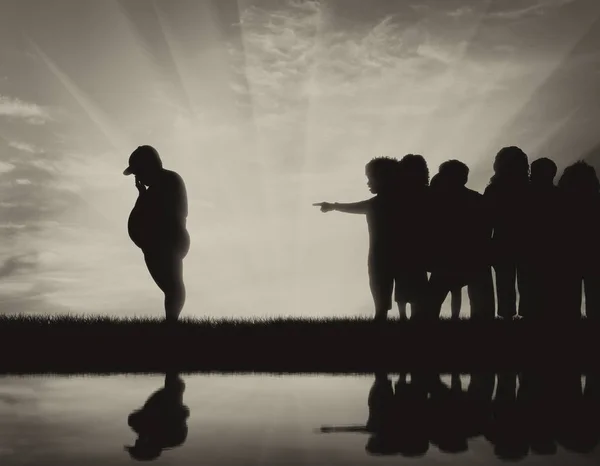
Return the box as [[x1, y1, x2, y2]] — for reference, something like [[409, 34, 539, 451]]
[[315, 146, 600, 321], [322, 372, 600, 459]]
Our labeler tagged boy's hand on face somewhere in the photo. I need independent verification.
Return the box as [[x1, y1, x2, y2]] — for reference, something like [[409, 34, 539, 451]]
[[313, 202, 335, 213], [135, 176, 147, 195]]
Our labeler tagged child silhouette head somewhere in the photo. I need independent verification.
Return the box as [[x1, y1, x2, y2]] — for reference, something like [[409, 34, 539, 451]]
[[531, 157, 557, 186], [491, 146, 529, 185], [398, 154, 430, 189], [365, 157, 399, 194], [558, 160, 600, 196], [438, 159, 469, 187]]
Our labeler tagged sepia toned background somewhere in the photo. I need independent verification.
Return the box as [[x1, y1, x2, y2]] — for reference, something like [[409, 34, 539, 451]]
[[1, 0, 600, 319]]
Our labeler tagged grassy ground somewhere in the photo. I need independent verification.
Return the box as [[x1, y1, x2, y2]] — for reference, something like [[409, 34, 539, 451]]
[[0, 314, 598, 374]]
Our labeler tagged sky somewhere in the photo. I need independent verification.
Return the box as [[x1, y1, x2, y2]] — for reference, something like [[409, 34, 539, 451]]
[[1, 0, 600, 319]]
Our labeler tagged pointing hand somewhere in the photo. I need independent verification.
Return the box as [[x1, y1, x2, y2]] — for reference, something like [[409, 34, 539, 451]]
[[313, 202, 335, 213]]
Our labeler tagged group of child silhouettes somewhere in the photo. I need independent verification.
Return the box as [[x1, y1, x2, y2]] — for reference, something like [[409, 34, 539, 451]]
[[314, 146, 600, 322]]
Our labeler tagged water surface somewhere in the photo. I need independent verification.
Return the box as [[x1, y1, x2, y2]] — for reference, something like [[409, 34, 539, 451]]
[[0, 374, 598, 465]]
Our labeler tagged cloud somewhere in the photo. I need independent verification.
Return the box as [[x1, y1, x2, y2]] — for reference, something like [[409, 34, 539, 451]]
[[228, 0, 527, 161], [0, 253, 38, 279], [230, 1, 512, 119], [447, 6, 474, 18], [487, 0, 576, 20], [8, 141, 41, 154], [0, 223, 26, 230], [0, 161, 16, 174], [0, 281, 71, 315], [0, 94, 52, 124], [493, 44, 517, 53], [29, 159, 58, 173], [0, 153, 90, 232], [230, 3, 453, 127]]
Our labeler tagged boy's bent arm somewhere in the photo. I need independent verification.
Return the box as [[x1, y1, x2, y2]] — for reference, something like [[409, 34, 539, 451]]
[[160, 173, 188, 225]]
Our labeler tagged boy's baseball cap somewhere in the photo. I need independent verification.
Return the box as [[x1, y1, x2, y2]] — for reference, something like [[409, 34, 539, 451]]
[[123, 145, 162, 175]]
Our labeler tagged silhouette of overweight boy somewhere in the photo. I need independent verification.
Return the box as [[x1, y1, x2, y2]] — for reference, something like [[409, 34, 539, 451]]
[[124, 145, 190, 322], [314, 157, 400, 321]]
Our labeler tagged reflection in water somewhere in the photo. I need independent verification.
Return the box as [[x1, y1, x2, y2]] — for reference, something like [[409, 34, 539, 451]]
[[320, 372, 600, 461], [1, 373, 599, 465], [125, 372, 190, 461]]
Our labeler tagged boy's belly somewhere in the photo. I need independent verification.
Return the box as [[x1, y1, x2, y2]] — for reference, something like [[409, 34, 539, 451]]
[[129, 214, 189, 255]]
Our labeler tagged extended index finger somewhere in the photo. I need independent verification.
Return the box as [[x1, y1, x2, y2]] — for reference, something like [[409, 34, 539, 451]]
[[312, 202, 324, 206]]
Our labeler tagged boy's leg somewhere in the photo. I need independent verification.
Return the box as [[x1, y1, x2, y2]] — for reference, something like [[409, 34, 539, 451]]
[[451, 287, 462, 320], [516, 261, 533, 318], [523, 262, 544, 320], [397, 300, 408, 320], [468, 266, 496, 321], [426, 272, 450, 320], [144, 250, 186, 322], [397, 269, 429, 320], [369, 263, 393, 321], [494, 262, 517, 319], [413, 269, 431, 320], [374, 307, 388, 322], [557, 272, 582, 320], [394, 277, 409, 320], [584, 273, 600, 320]]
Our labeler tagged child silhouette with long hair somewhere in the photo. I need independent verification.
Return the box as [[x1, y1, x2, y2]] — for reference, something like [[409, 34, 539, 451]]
[[557, 161, 600, 320], [313, 157, 401, 321], [429, 170, 463, 319], [393, 154, 431, 321], [527, 157, 560, 319], [484, 146, 531, 319], [124, 145, 190, 322], [428, 160, 494, 320]]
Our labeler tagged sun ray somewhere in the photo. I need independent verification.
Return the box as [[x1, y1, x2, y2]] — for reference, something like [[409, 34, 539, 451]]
[[291, 1, 325, 313], [114, 0, 162, 72], [487, 13, 600, 144], [26, 38, 134, 160], [113, 1, 193, 116], [371, 1, 495, 167], [235, 0, 286, 278], [185, 0, 271, 283], [526, 105, 582, 160], [150, 1, 197, 119], [398, 1, 495, 157], [135, 2, 254, 250], [10, 41, 125, 230], [467, 9, 600, 186]]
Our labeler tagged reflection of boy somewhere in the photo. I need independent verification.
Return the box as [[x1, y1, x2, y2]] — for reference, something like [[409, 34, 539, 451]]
[[314, 157, 400, 320], [125, 373, 190, 461]]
